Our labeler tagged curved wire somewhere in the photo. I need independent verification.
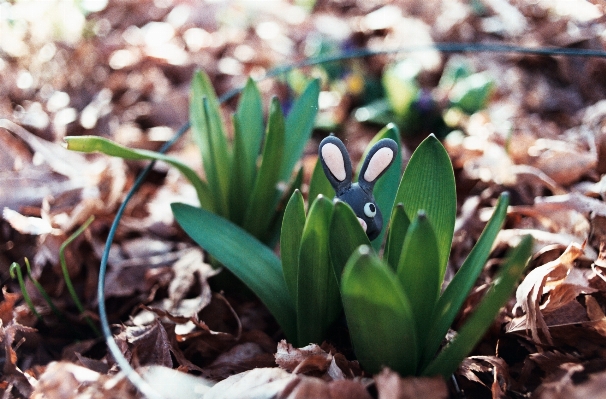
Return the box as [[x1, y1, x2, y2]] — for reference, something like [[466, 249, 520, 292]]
[[97, 42, 606, 398]]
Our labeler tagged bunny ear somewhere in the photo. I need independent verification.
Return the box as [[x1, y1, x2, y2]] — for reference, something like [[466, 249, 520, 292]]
[[319, 135, 353, 195], [358, 138, 398, 192]]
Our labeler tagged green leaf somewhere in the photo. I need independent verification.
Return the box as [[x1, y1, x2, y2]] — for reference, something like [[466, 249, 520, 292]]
[[281, 190, 306, 302], [297, 195, 340, 345], [449, 72, 494, 114], [382, 59, 421, 117], [422, 235, 532, 378], [229, 79, 264, 225], [341, 246, 418, 375], [190, 71, 231, 217], [357, 123, 402, 250], [397, 211, 441, 350], [423, 192, 510, 366], [308, 156, 334, 202], [329, 201, 371, 284], [384, 204, 410, 270], [353, 99, 395, 126], [438, 57, 474, 91], [235, 78, 264, 177], [395, 134, 456, 282], [171, 203, 297, 342], [242, 97, 285, 239], [264, 166, 305, 246], [64, 136, 213, 211], [280, 79, 320, 184]]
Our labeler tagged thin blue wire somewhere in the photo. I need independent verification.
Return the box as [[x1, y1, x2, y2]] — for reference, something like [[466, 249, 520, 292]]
[[96, 42, 606, 398]]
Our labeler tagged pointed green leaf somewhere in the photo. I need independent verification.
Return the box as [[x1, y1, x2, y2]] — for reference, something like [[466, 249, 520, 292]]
[[64, 136, 213, 211], [384, 204, 410, 270], [422, 235, 532, 378], [171, 202, 296, 342], [423, 192, 510, 366], [280, 79, 320, 184], [395, 134, 456, 282], [397, 211, 441, 349], [357, 123, 402, 249], [264, 166, 305, 246], [281, 190, 305, 302], [308, 156, 334, 202], [297, 195, 340, 345], [242, 97, 285, 239], [342, 246, 418, 375], [190, 71, 231, 217], [235, 78, 264, 176], [329, 201, 371, 284], [229, 116, 252, 226], [229, 80, 264, 225]]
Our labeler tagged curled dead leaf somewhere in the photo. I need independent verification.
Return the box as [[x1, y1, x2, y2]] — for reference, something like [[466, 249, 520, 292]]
[[510, 242, 585, 344]]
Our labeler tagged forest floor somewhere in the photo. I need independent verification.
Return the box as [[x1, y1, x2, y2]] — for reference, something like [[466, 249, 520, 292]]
[[2, 0, 606, 398]]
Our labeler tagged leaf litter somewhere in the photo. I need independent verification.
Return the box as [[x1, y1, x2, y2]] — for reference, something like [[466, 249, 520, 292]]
[[2, 0, 606, 397]]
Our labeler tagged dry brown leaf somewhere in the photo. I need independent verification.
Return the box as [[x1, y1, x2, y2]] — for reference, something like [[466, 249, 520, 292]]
[[280, 377, 372, 399], [275, 340, 330, 373], [0, 288, 20, 325], [584, 295, 606, 336], [510, 242, 585, 344], [494, 229, 596, 259], [533, 361, 606, 399], [534, 193, 606, 218], [204, 342, 276, 379], [165, 248, 218, 320], [274, 340, 363, 381], [113, 319, 173, 369], [204, 367, 295, 399], [528, 138, 596, 186], [595, 243, 606, 268], [459, 356, 510, 392], [30, 361, 137, 399], [374, 369, 448, 399]]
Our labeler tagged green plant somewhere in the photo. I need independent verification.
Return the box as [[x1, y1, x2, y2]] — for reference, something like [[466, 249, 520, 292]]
[[172, 128, 532, 377], [10, 216, 100, 336], [354, 57, 495, 138], [172, 124, 401, 346], [65, 70, 320, 246], [329, 134, 531, 377]]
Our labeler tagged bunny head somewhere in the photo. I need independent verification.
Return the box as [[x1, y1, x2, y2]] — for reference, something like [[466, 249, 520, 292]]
[[319, 135, 398, 240]]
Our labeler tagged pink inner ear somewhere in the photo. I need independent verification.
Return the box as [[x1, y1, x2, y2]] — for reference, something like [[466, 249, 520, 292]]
[[364, 147, 394, 182], [322, 143, 346, 181]]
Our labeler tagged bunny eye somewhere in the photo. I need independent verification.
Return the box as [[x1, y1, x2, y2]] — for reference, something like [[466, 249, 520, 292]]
[[364, 202, 377, 218]]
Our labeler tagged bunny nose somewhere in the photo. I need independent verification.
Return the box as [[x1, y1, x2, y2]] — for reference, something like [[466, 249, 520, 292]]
[[357, 218, 367, 232]]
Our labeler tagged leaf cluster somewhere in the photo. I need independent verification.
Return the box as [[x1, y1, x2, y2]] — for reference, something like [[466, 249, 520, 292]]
[[172, 129, 532, 378], [65, 70, 320, 245]]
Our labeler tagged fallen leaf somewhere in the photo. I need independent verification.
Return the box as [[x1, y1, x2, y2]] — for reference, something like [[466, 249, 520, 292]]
[[3, 207, 54, 235], [113, 319, 173, 368], [141, 365, 215, 399], [203, 367, 295, 399], [510, 242, 585, 344], [374, 369, 448, 399], [30, 361, 137, 399], [280, 376, 372, 399]]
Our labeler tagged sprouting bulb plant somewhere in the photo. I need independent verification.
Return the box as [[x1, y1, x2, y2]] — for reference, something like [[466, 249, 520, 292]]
[[65, 70, 320, 247], [319, 135, 398, 240]]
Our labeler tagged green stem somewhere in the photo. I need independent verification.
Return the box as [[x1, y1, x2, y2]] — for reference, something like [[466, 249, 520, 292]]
[[59, 216, 101, 337], [24, 258, 64, 320], [10, 261, 42, 320]]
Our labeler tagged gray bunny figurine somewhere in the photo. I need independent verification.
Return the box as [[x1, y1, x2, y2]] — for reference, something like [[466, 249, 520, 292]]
[[319, 135, 398, 240]]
